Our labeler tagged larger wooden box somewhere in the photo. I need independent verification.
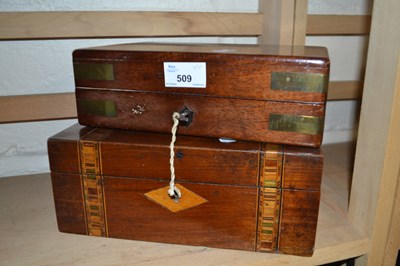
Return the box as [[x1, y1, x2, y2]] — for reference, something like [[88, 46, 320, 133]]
[[48, 124, 323, 256], [73, 43, 330, 147]]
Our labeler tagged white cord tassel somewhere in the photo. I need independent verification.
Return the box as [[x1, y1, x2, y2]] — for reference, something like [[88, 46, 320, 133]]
[[168, 112, 182, 198]]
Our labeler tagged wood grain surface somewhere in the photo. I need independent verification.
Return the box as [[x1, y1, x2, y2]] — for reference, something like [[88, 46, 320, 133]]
[[104, 177, 258, 251], [47, 124, 94, 173], [76, 88, 325, 147], [278, 189, 320, 256], [100, 133, 260, 186], [0, 12, 370, 40], [73, 44, 329, 103], [48, 124, 323, 255], [0, 93, 77, 123], [0, 12, 262, 39], [73, 44, 329, 147], [280, 145, 323, 190], [1, 143, 368, 265], [51, 172, 87, 235], [307, 15, 371, 35]]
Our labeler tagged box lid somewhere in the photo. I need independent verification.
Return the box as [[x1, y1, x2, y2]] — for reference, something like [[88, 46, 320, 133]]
[[48, 124, 322, 190], [73, 43, 330, 103]]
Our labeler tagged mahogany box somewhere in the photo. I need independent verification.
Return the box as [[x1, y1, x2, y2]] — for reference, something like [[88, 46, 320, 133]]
[[73, 43, 330, 147], [48, 124, 323, 256]]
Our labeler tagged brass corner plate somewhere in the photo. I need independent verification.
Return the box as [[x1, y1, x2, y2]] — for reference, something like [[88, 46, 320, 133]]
[[74, 63, 115, 81], [77, 99, 117, 117], [271, 72, 328, 93], [269, 113, 324, 135], [144, 184, 208, 213]]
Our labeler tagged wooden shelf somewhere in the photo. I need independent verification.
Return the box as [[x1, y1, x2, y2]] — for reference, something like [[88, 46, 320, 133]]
[[0, 12, 371, 40], [0, 142, 368, 265], [328, 81, 363, 100], [307, 15, 371, 35], [0, 12, 262, 40], [0, 93, 77, 124]]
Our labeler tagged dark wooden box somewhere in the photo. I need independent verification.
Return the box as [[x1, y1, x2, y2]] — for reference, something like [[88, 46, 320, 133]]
[[73, 43, 330, 147], [48, 124, 323, 256]]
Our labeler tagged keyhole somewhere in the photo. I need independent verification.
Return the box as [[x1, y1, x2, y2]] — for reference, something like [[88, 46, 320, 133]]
[[178, 106, 194, 127], [176, 151, 184, 160]]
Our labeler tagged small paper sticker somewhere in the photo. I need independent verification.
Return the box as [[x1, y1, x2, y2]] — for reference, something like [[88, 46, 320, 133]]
[[163, 62, 206, 88]]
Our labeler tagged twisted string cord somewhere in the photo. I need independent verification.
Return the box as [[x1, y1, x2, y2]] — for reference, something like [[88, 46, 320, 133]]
[[168, 112, 182, 198]]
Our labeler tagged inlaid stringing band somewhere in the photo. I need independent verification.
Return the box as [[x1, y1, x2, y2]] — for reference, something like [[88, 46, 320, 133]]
[[261, 144, 283, 188], [257, 188, 281, 252], [257, 144, 283, 252], [79, 141, 107, 237]]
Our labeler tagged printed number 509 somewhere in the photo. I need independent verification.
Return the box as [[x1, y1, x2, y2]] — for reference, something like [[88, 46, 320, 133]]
[[177, 74, 192, 83]]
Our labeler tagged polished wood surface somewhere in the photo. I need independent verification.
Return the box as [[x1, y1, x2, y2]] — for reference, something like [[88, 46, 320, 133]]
[[76, 89, 325, 147], [49, 124, 322, 189], [74, 44, 329, 103], [51, 172, 87, 235], [100, 135, 260, 186], [74, 44, 329, 147], [82, 43, 329, 59], [48, 124, 323, 256], [47, 124, 94, 173], [0, 142, 368, 265], [278, 190, 320, 256], [281, 145, 323, 190], [105, 177, 258, 251]]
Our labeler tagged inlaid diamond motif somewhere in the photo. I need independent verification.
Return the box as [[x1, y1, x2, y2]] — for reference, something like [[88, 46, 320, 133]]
[[144, 184, 208, 213]]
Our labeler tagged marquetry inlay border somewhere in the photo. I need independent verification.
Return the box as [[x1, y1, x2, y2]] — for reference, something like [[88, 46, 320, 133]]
[[257, 144, 283, 252], [79, 140, 107, 237]]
